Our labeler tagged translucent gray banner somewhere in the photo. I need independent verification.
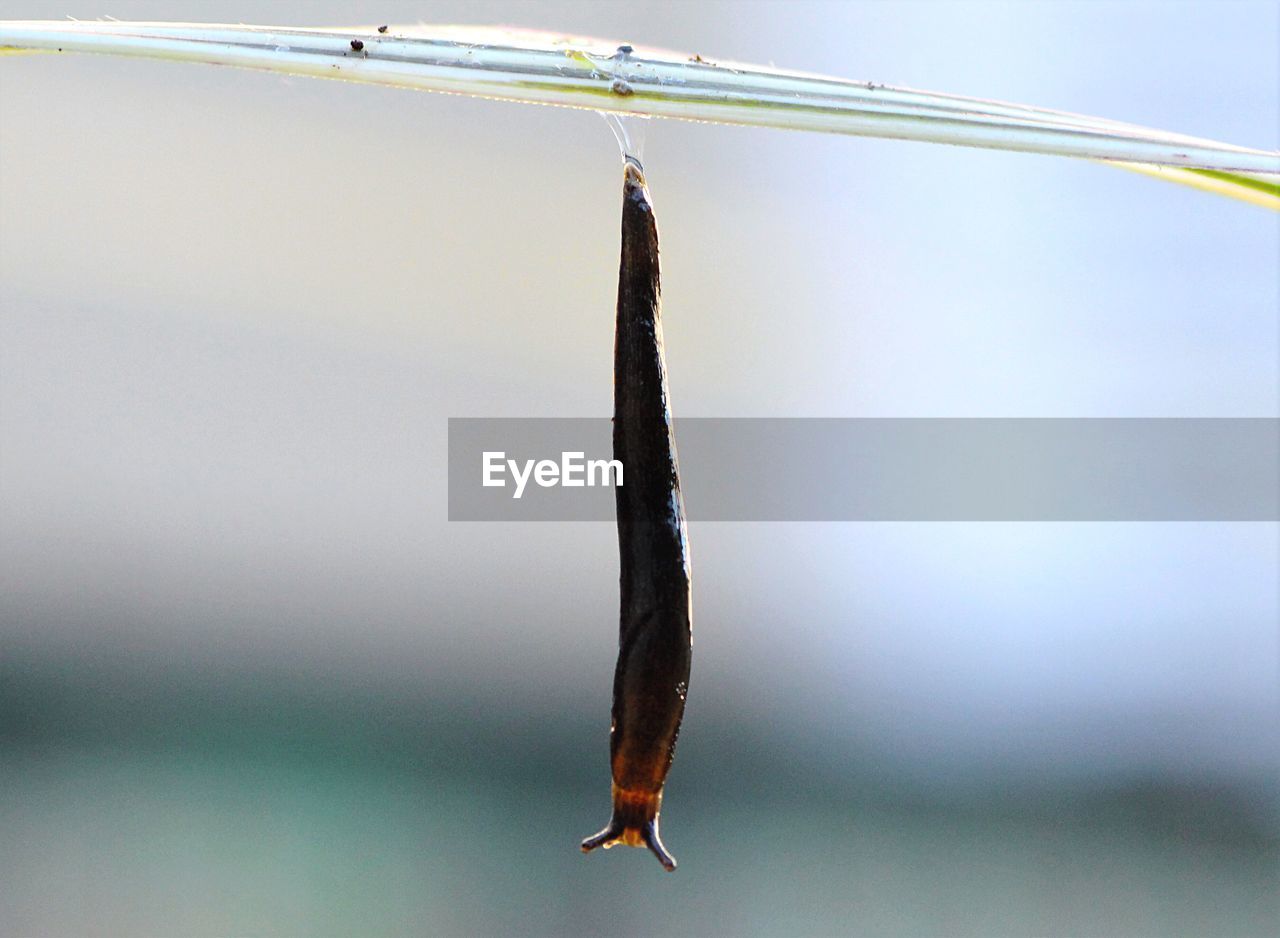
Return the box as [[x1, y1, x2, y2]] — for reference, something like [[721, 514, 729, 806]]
[[448, 418, 1279, 521]]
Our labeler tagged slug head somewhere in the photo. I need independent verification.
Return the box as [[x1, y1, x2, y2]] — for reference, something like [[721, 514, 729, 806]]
[[581, 785, 676, 871]]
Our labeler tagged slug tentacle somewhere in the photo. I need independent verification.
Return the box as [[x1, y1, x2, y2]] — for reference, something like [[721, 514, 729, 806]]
[[581, 157, 692, 873], [580, 784, 677, 871]]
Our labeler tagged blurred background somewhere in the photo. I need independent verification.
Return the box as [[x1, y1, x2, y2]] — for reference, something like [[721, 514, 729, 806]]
[[1, 1, 1276, 935]]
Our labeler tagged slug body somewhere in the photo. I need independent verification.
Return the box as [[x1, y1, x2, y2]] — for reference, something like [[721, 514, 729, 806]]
[[581, 159, 692, 872]]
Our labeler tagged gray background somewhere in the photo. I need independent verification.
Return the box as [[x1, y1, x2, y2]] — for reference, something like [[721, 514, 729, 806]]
[[2, 1, 1277, 935]]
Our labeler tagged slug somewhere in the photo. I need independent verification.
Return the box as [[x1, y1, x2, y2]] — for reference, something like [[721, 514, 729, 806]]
[[581, 157, 692, 872]]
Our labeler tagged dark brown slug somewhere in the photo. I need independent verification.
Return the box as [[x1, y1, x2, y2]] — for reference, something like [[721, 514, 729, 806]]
[[581, 158, 692, 872]]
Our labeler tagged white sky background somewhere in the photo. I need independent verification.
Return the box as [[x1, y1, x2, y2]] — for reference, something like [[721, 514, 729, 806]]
[[1, 0, 1277, 794]]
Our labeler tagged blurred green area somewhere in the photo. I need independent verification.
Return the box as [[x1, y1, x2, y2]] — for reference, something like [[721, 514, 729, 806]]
[[3, 641, 1275, 937]]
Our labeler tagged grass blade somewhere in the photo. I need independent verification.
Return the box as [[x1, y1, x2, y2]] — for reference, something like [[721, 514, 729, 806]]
[[2, 20, 1276, 205]]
